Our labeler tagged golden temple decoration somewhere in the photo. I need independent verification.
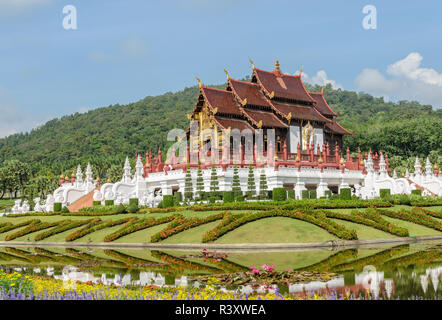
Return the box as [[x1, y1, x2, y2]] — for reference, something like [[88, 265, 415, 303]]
[[299, 66, 303, 77], [274, 59, 280, 72], [318, 156, 323, 163], [241, 98, 248, 106], [107, 178, 111, 183], [224, 69, 229, 80], [195, 75, 202, 88], [257, 120, 263, 129], [434, 164, 439, 169], [360, 159, 364, 165], [321, 85, 326, 94], [286, 112, 292, 123], [301, 121, 314, 150], [186, 113, 192, 120], [401, 172, 405, 177], [295, 155, 300, 162], [213, 107, 218, 115], [269, 91, 275, 99], [249, 57, 255, 70], [340, 157, 345, 164]]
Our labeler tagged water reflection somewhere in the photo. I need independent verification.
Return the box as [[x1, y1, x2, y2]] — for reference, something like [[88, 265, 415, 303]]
[[1, 241, 440, 299]]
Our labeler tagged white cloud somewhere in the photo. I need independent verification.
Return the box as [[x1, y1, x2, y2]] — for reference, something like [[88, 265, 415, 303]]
[[0, 0, 52, 15], [121, 37, 149, 59], [355, 53, 442, 108], [301, 70, 343, 90]]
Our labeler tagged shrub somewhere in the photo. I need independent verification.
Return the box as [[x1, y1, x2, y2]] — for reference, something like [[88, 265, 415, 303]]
[[129, 198, 139, 206], [287, 189, 295, 200], [112, 204, 127, 214], [61, 206, 70, 213], [127, 203, 139, 213], [411, 189, 422, 196], [325, 190, 332, 199], [209, 196, 216, 204], [223, 191, 235, 203], [174, 192, 182, 203], [5, 221, 60, 241], [93, 201, 101, 206], [309, 190, 317, 199], [65, 217, 133, 242], [53, 203, 62, 212], [235, 195, 245, 202], [340, 188, 351, 200], [375, 208, 442, 231], [105, 200, 114, 206], [272, 188, 287, 201], [379, 189, 391, 199], [301, 190, 309, 200], [163, 195, 175, 208], [34, 219, 98, 241]]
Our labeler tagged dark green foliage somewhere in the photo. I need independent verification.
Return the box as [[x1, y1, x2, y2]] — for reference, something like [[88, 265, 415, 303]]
[[246, 164, 256, 198], [232, 165, 241, 195], [411, 189, 422, 196], [301, 190, 309, 200], [105, 200, 114, 206], [127, 203, 139, 213], [60, 206, 70, 213], [93, 201, 101, 206], [325, 190, 332, 198], [209, 164, 219, 194], [309, 190, 317, 199], [162, 195, 175, 208], [196, 161, 204, 200], [258, 169, 268, 199], [184, 165, 193, 201], [112, 204, 126, 214], [53, 202, 62, 212], [235, 195, 245, 202], [272, 188, 287, 201], [287, 189, 295, 199], [380, 189, 391, 199], [209, 196, 216, 204], [129, 198, 139, 206], [340, 188, 352, 200], [174, 192, 182, 203], [223, 191, 235, 203]]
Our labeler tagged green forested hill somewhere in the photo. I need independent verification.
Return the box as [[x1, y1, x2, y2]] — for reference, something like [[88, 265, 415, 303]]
[[0, 82, 441, 177]]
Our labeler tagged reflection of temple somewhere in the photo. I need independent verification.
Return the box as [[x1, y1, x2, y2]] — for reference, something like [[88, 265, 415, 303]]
[[187, 59, 350, 154]]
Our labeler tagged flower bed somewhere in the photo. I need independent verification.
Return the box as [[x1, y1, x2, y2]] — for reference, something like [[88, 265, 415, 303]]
[[150, 213, 225, 243], [322, 209, 409, 237], [382, 247, 442, 269], [5, 221, 62, 241], [150, 250, 223, 274], [34, 218, 99, 241], [202, 209, 358, 243], [65, 217, 132, 242], [374, 208, 442, 231], [103, 215, 181, 242], [0, 219, 39, 234], [412, 207, 442, 219]]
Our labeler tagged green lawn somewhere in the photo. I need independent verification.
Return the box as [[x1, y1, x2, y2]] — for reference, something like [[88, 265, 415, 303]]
[[0, 199, 15, 210]]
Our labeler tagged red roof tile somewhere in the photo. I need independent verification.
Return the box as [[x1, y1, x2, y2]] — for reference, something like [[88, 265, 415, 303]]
[[201, 86, 242, 116], [270, 101, 331, 123], [325, 120, 351, 135], [241, 108, 288, 128], [253, 68, 315, 103], [228, 79, 270, 107], [309, 92, 338, 117], [212, 116, 255, 132]]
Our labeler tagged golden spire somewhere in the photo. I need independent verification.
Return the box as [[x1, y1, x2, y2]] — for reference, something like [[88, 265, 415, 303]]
[[195, 74, 202, 88], [269, 91, 275, 99], [249, 57, 255, 70], [257, 120, 263, 129], [71, 172, 75, 177], [213, 107, 218, 114], [299, 65, 303, 77], [321, 85, 326, 94], [224, 69, 229, 80], [274, 59, 280, 72], [241, 98, 247, 106], [285, 112, 292, 123], [60, 173, 64, 179], [107, 178, 111, 183]]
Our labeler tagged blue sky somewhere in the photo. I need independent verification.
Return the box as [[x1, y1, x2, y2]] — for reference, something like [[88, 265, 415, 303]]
[[1, 0, 442, 137]]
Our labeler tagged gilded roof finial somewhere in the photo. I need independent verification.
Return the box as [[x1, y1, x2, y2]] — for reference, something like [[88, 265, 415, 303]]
[[274, 59, 280, 72], [224, 69, 229, 80], [249, 57, 255, 70], [195, 74, 202, 88], [299, 65, 303, 77], [321, 85, 326, 94]]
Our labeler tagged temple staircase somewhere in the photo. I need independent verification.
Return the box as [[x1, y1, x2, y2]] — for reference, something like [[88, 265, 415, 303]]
[[406, 179, 436, 197], [67, 187, 99, 212]]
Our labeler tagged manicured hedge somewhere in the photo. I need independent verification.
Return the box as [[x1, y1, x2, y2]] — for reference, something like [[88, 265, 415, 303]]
[[223, 191, 235, 203], [0, 219, 39, 234], [301, 190, 309, 200], [287, 189, 295, 199], [174, 192, 182, 203], [34, 219, 98, 241], [325, 190, 332, 198], [104, 215, 180, 242], [375, 208, 442, 231], [65, 217, 133, 242], [380, 189, 391, 199], [309, 190, 317, 199], [150, 213, 225, 243], [53, 203, 62, 212], [339, 188, 351, 200], [201, 209, 358, 242], [5, 221, 61, 241], [129, 198, 139, 206], [413, 207, 442, 219], [93, 201, 101, 206], [272, 188, 287, 201], [411, 190, 422, 196], [105, 200, 114, 206], [162, 195, 175, 208], [235, 195, 245, 202], [322, 209, 409, 237]]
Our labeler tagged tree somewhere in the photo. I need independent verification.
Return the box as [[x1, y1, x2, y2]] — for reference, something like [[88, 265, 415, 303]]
[[0, 160, 30, 198], [259, 169, 268, 199], [209, 164, 220, 196], [184, 164, 193, 201], [246, 164, 256, 198], [106, 164, 123, 182], [232, 165, 241, 195], [196, 161, 205, 199]]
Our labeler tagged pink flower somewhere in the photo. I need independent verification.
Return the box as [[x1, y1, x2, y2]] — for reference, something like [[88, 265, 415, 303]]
[[285, 269, 293, 273]]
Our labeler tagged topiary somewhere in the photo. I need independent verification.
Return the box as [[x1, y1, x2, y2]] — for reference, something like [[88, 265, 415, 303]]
[[112, 204, 127, 214], [223, 191, 235, 203], [93, 201, 101, 206], [61, 206, 70, 213], [411, 189, 422, 196], [235, 195, 245, 202], [287, 189, 295, 200], [163, 195, 175, 208], [209, 196, 216, 204], [53, 202, 62, 212], [129, 198, 139, 206], [379, 189, 391, 199], [272, 188, 287, 201], [309, 190, 317, 199], [105, 200, 114, 206], [127, 203, 139, 213], [340, 188, 352, 200], [301, 190, 309, 200]]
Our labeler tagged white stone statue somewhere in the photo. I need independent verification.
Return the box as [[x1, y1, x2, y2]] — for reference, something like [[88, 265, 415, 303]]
[[34, 197, 44, 212], [93, 190, 103, 202], [21, 200, 30, 214], [154, 189, 163, 207], [104, 190, 114, 201], [12, 200, 22, 214], [45, 195, 55, 212]]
